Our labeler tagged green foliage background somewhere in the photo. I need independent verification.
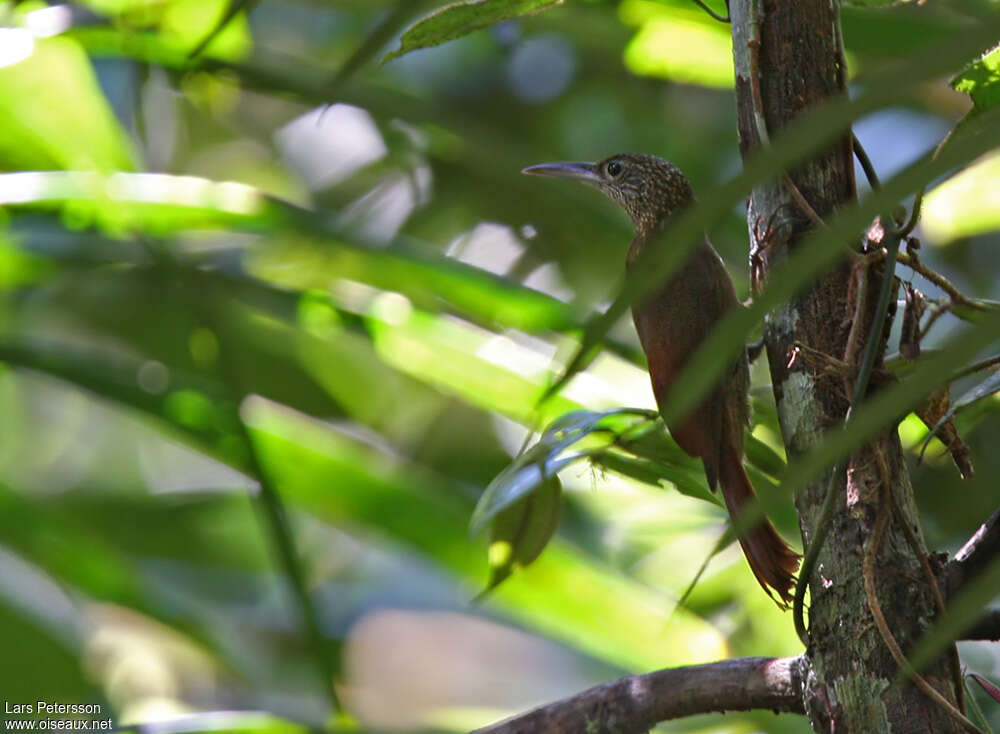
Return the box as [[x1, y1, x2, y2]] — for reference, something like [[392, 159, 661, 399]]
[[0, 1, 999, 732]]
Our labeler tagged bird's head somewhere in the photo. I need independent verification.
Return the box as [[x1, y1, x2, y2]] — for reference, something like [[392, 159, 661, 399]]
[[522, 153, 693, 234]]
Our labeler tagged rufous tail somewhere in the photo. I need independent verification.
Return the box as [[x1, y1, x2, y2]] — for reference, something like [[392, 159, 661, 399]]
[[718, 448, 800, 607]]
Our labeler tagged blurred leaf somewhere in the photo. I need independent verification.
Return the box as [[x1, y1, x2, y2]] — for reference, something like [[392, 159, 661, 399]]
[[384, 0, 564, 62], [909, 553, 1000, 677], [952, 299, 1000, 323], [253, 238, 577, 333], [744, 433, 787, 479], [923, 151, 1000, 243], [620, 2, 733, 89], [841, 5, 968, 61], [248, 401, 730, 671], [952, 43, 1000, 113], [479, 476, 562, 596], [27, 266, 345, 424], [0, 337, 246, 471], [0, 171, 282, 234], [0, 554, 94, 704], [113, 711, 313, 734], [187, 0, 258, 59], [0, 37, 137, 171], [2, 174, 576, 333], [76, 0, 252, 61]]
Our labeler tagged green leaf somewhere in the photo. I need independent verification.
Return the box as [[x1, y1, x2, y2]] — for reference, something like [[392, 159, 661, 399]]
[[469, 410, 617, 534], [621, 5, 734, 89], [952, 299, 1000, 324], [0, 37, 137, 171], [3, 174, 576, 334], [479, 476, 562, 596], [187, 0, 258, 59], [590, 451, 718, 505], [75, 0, 252, 62], [247, 402, 731, 672], [952, 43, 1000, 114], [385, 0, 564, 62], [923, 151, 1000, 243], [0, 337, 248, 471]]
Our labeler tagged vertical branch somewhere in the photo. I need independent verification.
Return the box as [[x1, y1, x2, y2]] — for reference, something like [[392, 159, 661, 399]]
[[730, 0, 966, 731]]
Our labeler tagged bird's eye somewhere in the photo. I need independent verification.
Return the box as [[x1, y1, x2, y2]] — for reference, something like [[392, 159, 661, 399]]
[[606, 160, 623, 178]]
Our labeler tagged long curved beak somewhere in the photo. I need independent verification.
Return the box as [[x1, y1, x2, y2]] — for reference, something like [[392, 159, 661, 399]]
[[521, 161, 601, 186]]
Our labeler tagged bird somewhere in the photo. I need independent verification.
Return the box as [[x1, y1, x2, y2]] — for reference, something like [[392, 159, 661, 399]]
[[523, 153, 800, 606]]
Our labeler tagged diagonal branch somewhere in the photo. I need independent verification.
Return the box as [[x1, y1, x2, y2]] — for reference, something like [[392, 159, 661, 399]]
[[947, 506, 1000, 598], [472, 656, 806, 734]]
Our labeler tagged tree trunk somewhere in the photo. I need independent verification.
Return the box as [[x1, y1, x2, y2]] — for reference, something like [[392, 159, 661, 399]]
[[730, 0, 966, 731]]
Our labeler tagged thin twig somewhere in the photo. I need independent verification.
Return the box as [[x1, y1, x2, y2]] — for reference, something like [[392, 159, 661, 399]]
[[921, 301, 953, 339], [853, 133, 882, 190], [898, 252, 985, 310], [950, 354, 1000, 382], [688, 0, 730, 23]]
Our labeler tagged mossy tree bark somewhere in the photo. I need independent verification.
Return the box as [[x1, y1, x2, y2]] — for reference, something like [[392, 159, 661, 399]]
[[730, 0, 966, 731]]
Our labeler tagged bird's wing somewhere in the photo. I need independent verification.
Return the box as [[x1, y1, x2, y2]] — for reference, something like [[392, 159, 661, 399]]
[[632, 241, 742, 489]]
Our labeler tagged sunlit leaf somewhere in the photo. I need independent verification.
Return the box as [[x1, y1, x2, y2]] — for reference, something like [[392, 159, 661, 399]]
[[952, 43, 1000, 114], [384, 0, 564, 62], [622, 9, 733, 88], [0, 171, 281, 233], [247, 401, 730, 671], [0, 37, 136, 171], [75, 0, 252, 61], [187, 0, 257, 59], [923, 151, 1000, 243]]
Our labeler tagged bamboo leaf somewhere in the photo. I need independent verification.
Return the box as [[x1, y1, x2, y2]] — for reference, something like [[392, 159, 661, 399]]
[[479, 476, 562, 596], [384, 0, 563, 62]]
